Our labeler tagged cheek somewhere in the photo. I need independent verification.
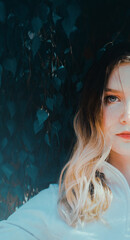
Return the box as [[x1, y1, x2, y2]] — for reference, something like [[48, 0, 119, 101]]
[[101, 106, 119, 147], [102, 104, 121, 133]]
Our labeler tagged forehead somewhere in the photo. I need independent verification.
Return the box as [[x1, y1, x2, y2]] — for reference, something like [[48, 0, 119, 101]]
[[106, 63, 130, 92]]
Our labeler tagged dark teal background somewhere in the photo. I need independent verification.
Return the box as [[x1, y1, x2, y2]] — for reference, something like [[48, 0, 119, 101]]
[[0, 0, 130, 219]]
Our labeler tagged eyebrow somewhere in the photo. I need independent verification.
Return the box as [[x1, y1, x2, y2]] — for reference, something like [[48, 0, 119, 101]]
[[104, 88, 122, 93]]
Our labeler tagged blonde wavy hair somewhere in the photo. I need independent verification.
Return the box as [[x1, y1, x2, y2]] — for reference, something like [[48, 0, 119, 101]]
[[57, 43, 130, 227]]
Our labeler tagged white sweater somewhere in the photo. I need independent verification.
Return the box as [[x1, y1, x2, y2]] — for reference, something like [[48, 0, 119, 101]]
[[0, 161, 130, 240]]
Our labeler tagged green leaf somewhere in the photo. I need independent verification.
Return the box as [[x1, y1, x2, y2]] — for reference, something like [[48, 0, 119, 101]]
[[76, 81, 83, 92], [52, 120, 61, 132], [32, 17, 43, 34], [34, 108, 49, 134], [44, 132, 51, 146], [28, 31, 35, 40], [52, 12, 62, 25], [36, 108, 49, 125], [25, 164, 38, 184], [53, 77, 61, 91], [57, 66, 66, 83], [22, 131, 33, 152], [46, 97, 54, 111], [64, 48, 70, 54], [32, 36, 41, 57], [54, 93, 63, 108], [34, 119, 44, 134], [19, 150, 28, 164], [1, 163, 14, 180], [62, 1, 80, 37], [7, 119, 15, 136], [25, 39, 31, 50], [51, 121, 61, 145]]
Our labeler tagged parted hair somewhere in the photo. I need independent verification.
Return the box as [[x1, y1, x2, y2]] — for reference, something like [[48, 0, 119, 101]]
[[57, 42, 130, 227]]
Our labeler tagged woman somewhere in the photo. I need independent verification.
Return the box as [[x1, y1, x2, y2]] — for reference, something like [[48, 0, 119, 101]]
[[0, 41, 130, 240]]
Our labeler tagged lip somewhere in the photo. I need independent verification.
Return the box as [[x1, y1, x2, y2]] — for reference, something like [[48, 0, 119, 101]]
[[116, 131, 130, 139]]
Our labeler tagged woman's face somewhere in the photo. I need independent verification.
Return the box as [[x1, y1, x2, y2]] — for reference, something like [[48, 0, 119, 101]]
[[102, 62, 130, 156]]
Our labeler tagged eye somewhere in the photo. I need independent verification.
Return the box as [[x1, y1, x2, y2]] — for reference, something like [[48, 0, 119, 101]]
[[104, 95, 120, 104]]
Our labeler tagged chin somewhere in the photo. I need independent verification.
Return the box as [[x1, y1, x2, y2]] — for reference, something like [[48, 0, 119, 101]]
[[111, 143, 130, 156]]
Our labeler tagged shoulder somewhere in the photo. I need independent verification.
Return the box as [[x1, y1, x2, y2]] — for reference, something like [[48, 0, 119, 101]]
[[8, 183, 59, 223], [0, 184, 60, 240], [14, 183, 59, 212]]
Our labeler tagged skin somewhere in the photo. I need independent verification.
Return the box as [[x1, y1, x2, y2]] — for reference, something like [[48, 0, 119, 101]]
[[102, 62, 130, 185]]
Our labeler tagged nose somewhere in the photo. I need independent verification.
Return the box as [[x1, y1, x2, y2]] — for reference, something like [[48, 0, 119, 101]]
[[120, 100, 130, 125]]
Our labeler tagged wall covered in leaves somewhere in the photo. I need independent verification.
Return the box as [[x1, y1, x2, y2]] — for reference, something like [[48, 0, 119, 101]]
[[0, 0, 130, 219]]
